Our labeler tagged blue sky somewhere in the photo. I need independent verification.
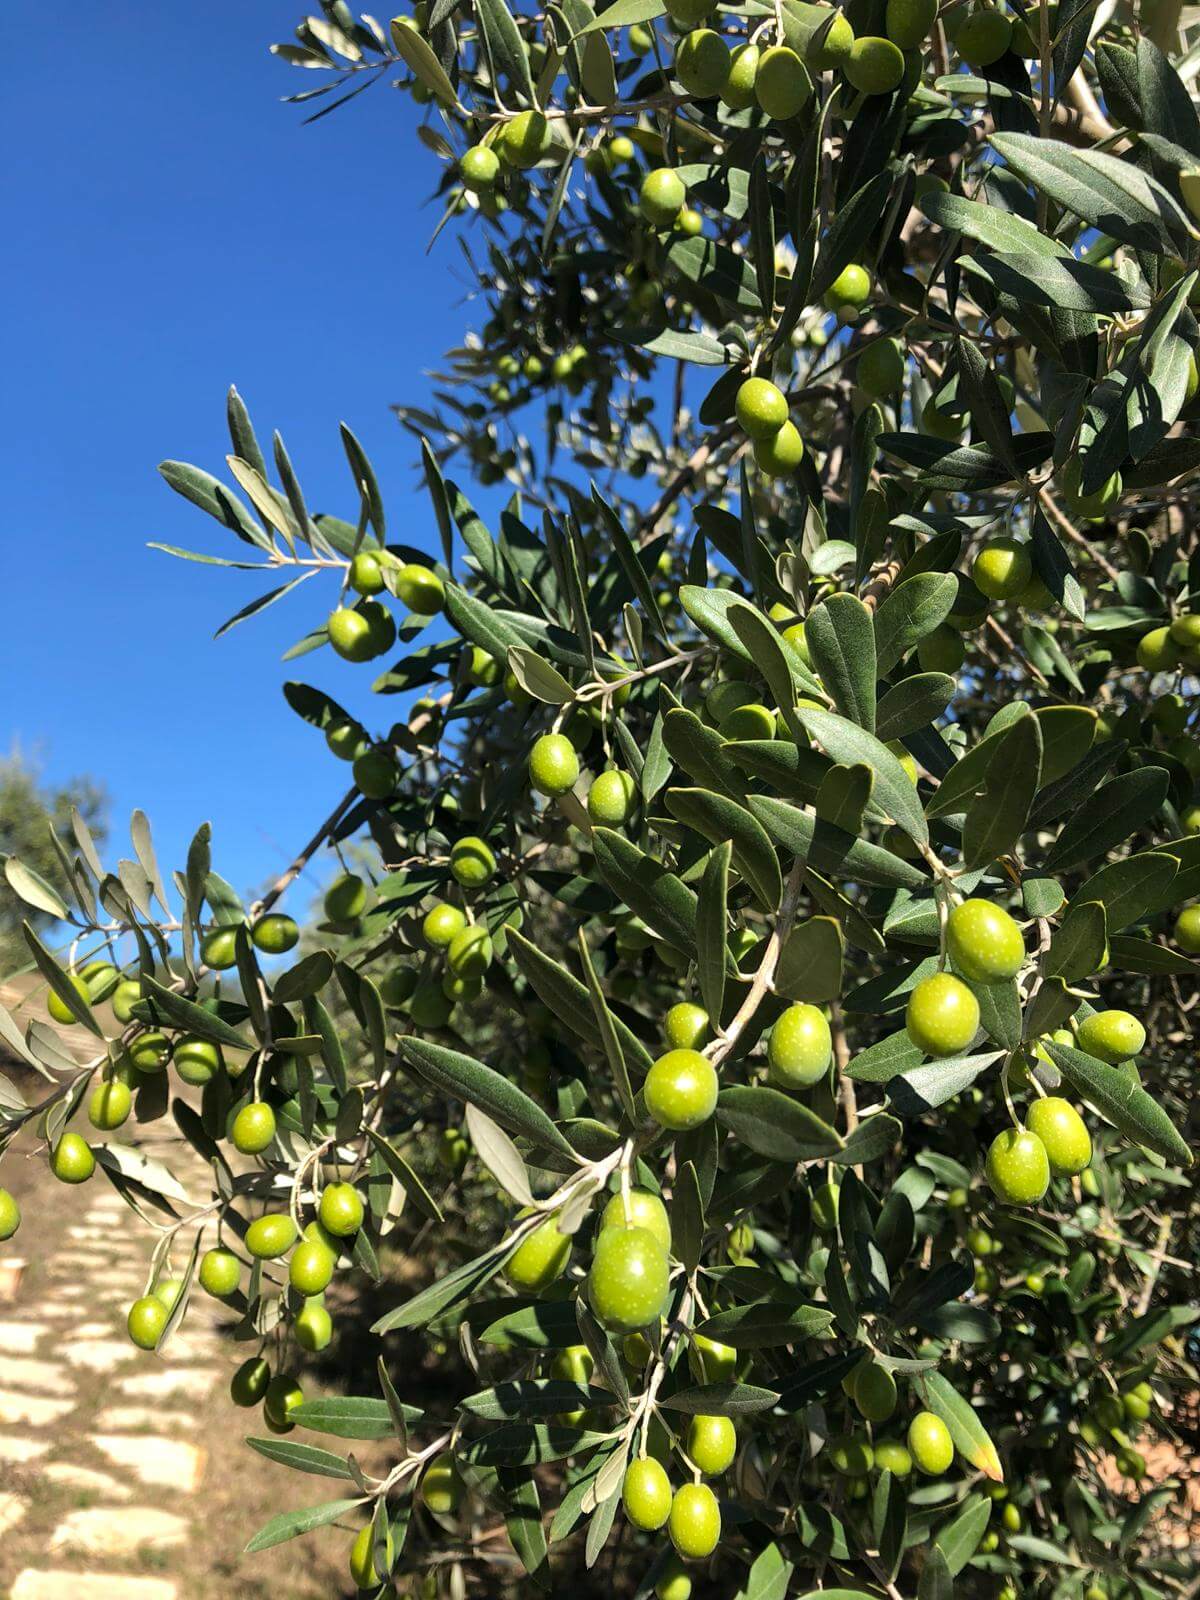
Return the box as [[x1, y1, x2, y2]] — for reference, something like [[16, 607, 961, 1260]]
[[2, 4, 466, 912]]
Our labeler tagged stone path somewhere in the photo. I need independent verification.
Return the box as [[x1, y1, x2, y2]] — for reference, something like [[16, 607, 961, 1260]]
[[0, 1153, 222, 1599]]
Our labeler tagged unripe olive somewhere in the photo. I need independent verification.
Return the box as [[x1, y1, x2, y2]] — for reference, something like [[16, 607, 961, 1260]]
[[127, 1295, 168, 1350], [325, 716, 368, 762], [111, 976, 143, 1021], [447, 923, 493, 980], [199, 1246, 241, 1298], [51, 1132, 95, 1184], [755, 45, 812, 119], [1174, 904, 1200, 952], [885, 0, 936, 48], [735, 376, 789, 440], [907, 1411, 954, 1474], [721, 42, 761, 108], [420, 1450, 464, 1513], [175, 1035, 221, 1086], [588, 769, 636, 826], [320, 1182, 365, 1237], [230, 1101, 276, 1155], [668, 1482, 721, 1559], [263, 1373, 304, 1432], [230, 1355, 271, 1407], [245, 1213, 298, 1259], [600, 1187, 672, 1252], [324, 873, 368, 923], [768, 1002, 832, 1088], [640, 167, 687, 227], [450, 835, 497, 888], [687, 1413, 737, 1476], [986, 1127, 1051, 1205], [754, 420, 805, 477], [295, 1299, 333, 1352], [0, 1188, 20, 1242], [873, 1437, 913, 1477], [857, 336, 906, 397], [349, 1521, 394, 1589], [460, 143, 500, 193], [501, 110, 553, 169], [663, 1001, 711, 1051], [827, 1432, 874, 1475], [1061, 459, 1123, 518], [1137, 626, 1182, 672], [88, 1079, 132, 1130], [844, 35, 905, 93], [423, 901, 466, 949], [972, 537, 1033, 601], [129, 1031, 170, 1073], [529, 733, 580, 797], [201, 926, 241, 970], [1076, 1009, 1145, 1064], [588, 1224, 670, 1332], [946, 898, 1025, 983], [823, 262, 872, 315], [1025, 1096, 1091, 1176], [918, 625, 966, 674], [808, 8, 855, 68], [956, 7, 1013, 66], [853, 1362, 898, 1422], [644, 1048, 719, 1130], [623, 1456, 672, 1529], [675, 29, 730, 97], [905, 973, 980, 1056], [505, 1214, 571, 1292]]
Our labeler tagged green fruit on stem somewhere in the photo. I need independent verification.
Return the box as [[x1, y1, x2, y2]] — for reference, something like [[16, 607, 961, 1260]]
[[688, 1413, 737, 1475], [644, 1048, 719, 1130], [600, 1187, 672, 1252], [529, 733, 580, 796], [353, 748, 399, 799], [588, 769, 636, 826], [808, 9, 855, 68], [1137, 626, 1182, 672], [0, 1188, 20, 1242], [655, 1555, 693, 1600], [201, 926, 241, 970], [691, 1332, 737, 1382], [675, 29, 730, 97], [460, 144, 500, 193], [349, 550, 385, 595], [245, 1213, 298, 1260], [349, 1521, 394, 1589], [231, 1102, 276, 1155], [47, 972, 89, 1024], [811, 1179, 840, 1230], [754, 420, 805, 477], [755, 45, 812, 119], [588, 1224, 670, 1332], [324, 873, 367, 922], [231, 1356, 271, 1407], [127, 1296, 168, 1350], [823, 262, 872, 315], [972, 537, 1033, 601], [1174, 904, 1200, 952], [199, 1247, 241, 1298], [505, 1214, 571, 1292], [1076, 1009, 1145, 1064], [320, 1182, 365, 1237], [264, 1373, 305, 1433], [51, 1133, 95, 1184], [853, 1362, 898, 1422], [663, 1001, 711, 1051], [447, 924, 493, 979], [1061, 459, 1122, 518], [844, 35, 905, 93], [252, 913, 299, 954], [129, 1031, 170, 1073], [668, 1482, 721, 1559], [88, 1080, 132, 1131], [640, 168, 687, 226], [956, 7, 1013, 66], [873, 1438, 913, 1477], [325, 717, 368, 762], [767, 1002, 832, 1088], [885, 0, 936, 47], [946, 898, 1025, 983], [735, 376, 789, 440], [502, 110, 553, 169], [450, 835, 496, 888], [1025, 1097, 1091, 1176], [423, 901, 466, 949], [905, 973, 980, 1056], [857, 336, 905, 396], [111, 977, 143, 1021], [827, 1433, 873, 1475], [175, 1036, 221, 1086], [908, 1411, 954, 1474], [986, 1127, 1051, 1205], [290, 1239, 336, 1295], [295, 1299, 333, 1352], [420, 1450, 464, 1514], [722, 42, 761, 107], [623, 1457, 672, 1529]]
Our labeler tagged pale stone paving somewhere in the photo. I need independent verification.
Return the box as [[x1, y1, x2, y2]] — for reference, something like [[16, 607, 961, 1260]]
[[1, 1174, 222, 1600]]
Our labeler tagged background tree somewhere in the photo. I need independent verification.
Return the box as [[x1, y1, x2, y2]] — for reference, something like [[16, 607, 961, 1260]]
[[3, 1, 1200, 1597]]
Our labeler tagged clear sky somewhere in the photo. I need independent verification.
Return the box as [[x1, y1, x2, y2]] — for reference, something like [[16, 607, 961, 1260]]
[[2, 3, 468, 912]]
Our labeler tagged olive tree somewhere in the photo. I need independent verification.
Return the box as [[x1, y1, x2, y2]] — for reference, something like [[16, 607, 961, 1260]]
[[3, 0, 1200, 1595]]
